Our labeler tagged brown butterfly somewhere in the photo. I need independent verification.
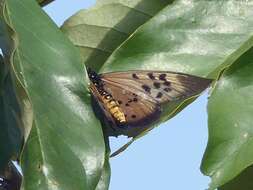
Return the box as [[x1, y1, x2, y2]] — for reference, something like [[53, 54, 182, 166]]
[[88, 68, 212, 138]]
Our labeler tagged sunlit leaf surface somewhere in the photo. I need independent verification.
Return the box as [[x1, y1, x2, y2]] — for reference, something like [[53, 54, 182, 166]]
[[61, 0, 173, 71], [102, 0, 253, 79]]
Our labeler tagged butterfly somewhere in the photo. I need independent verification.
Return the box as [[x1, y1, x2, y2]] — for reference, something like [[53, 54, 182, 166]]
[[88, 68, 212, 138]]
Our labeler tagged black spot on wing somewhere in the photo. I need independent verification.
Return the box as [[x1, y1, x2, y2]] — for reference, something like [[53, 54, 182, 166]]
[[142, 84, 151, 93], [117, 105, 162, 137], [132, 73, 139, 79], [159, 74, 167, 81], [128, 99, 133, 103], [118, 100, 122, 104], [147, 72, 155, 80], [153, 82, 161, 89], [163, 81, 171, 86], [156, 92, 163, 98], [133, 97, 138, 102], [131, 115, 136, 118], [164, 88, 171, 92]]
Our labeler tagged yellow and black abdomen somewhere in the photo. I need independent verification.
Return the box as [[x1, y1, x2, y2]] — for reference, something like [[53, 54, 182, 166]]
[[102, 96, 126, 123], [88, 69, 126, 124]]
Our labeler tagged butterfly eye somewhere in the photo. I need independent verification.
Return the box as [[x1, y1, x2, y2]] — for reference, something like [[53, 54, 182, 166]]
[[88, 68, 100, 82]]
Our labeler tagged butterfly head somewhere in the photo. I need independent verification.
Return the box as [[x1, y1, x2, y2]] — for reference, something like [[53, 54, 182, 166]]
[[88, 68, 100, 83], [87, 68, 101, 85]]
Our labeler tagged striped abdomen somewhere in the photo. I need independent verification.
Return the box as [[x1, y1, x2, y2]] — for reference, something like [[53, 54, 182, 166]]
[[102, 96, 126, 123]]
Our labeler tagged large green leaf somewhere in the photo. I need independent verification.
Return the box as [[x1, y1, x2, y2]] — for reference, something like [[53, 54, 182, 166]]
[[102, 0, 253, 79], [2, 0, 106, 189], [61, 0, 173, 71], [201, 47, 253, 189]]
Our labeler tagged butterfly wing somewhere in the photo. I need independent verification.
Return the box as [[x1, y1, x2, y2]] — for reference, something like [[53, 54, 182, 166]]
[[100, 70, 211, 137], [101, 70, 211, 104], [100, 80, 161, 137]]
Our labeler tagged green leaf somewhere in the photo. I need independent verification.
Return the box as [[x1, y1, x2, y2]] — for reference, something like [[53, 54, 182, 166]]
[[61, 0, 174, 71], [219, 165, 253, 190], [2, 0, 105, 189], [201, 47, 253, 189], [102, 0, 253, 79]]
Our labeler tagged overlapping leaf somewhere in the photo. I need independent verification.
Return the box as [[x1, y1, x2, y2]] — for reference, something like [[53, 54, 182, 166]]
[[61, 0, 173, 71], [102, 0, 253, 79]]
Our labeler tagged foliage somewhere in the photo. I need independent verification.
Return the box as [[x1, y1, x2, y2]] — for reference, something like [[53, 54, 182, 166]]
[[0, 0, 252, 190]]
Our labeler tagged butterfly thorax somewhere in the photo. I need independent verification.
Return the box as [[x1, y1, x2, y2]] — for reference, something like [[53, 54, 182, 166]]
[[88, 69, 126, 124]]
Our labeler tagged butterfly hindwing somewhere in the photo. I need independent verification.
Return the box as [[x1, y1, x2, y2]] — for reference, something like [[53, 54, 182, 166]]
[[100, 79, 161, 137]]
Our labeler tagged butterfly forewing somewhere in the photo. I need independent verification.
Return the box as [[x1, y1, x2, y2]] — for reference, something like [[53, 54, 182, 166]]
[[101, 71, 211, 104], [89, 69, 212, 137]]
